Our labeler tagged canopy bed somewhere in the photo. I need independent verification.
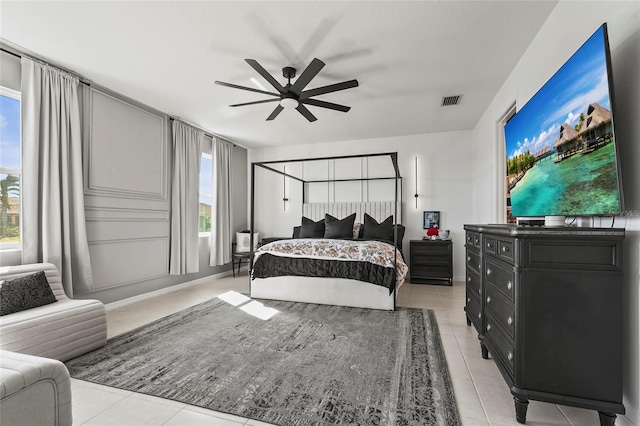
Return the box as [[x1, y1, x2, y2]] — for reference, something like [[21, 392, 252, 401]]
[[249, 152, 406, 310]]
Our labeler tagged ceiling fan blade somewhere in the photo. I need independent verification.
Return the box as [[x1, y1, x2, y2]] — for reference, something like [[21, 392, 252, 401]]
[[300, 79, 359, 99], [301, 98, 351, 112], [215, 81, 280, 97], [266, 105, 284, 121], [296, 104, 317, 122], [230, 98, 280, 107], [245, 59, 287, 94], [289, 58, 325, 96]]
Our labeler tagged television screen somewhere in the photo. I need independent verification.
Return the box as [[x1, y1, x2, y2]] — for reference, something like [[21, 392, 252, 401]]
[[505, 24, 623, 219]]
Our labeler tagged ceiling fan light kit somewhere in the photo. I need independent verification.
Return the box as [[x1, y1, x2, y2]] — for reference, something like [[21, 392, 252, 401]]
[[279, 97, 298, 109], [215, 58, 358, 122]]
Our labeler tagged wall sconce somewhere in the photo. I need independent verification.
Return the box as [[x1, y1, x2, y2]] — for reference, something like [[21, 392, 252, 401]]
[[414, 156, 419, 209], [283, 165, 289, 211]]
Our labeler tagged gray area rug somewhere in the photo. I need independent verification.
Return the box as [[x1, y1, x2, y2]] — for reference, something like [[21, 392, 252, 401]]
[[66, 298, 461, 426]]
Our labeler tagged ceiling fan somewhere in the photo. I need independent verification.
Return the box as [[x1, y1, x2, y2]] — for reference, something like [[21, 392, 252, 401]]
[[215, 58, 358, 122]]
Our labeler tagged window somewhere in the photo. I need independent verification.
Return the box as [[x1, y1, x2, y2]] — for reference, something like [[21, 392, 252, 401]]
[[199, 153, 213, 234], [0, 87, 21, 248]]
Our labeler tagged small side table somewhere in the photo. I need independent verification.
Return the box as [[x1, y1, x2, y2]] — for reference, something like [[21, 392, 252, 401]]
[[409, 239, 453, 285]]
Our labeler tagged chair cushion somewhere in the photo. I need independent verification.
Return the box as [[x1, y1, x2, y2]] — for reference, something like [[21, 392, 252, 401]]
[[0, 272, 57, 316]]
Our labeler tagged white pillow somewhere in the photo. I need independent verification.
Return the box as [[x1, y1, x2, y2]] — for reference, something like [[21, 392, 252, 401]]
[[236, 232, 259, 252]]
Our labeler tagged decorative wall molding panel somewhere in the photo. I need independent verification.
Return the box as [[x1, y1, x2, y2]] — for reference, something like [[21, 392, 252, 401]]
[[85, 88, 167, 200], [85, 207, 169, 222], [88, 237, 169, 290]]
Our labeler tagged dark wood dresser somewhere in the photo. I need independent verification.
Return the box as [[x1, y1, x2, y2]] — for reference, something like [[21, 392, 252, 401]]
[[409, 239, 453, 285], [463, 224, 625, 426]]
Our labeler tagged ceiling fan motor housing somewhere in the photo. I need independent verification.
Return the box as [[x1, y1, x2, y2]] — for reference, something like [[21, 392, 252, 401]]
[[282, 66, 296, 80]]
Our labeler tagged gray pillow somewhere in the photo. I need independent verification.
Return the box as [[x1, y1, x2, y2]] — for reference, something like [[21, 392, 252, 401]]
[[362, 213, 394, 241], [299, 217, 325, 238], [0, 271, 57, 316], [292, 226, 301, 239], [324, 213, 356, 239]]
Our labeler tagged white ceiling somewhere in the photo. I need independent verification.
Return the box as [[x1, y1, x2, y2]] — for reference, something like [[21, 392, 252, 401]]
[[0, 1, 557, 149]]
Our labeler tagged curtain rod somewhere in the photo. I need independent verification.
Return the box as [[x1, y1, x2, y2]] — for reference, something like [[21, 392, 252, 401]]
[[169, 117, 235, 147], [1, 46, 90, 86], [1, 46, 238, 147]]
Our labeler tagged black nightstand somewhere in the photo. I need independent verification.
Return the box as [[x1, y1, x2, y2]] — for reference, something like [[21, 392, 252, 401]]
[[409, 239, 453, 285]]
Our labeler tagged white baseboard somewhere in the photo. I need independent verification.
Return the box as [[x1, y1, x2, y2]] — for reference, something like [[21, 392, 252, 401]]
[[105, 269, 237, 311], [617, 414, 636, 426]]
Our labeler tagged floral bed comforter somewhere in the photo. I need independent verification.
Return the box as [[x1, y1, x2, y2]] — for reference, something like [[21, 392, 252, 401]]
[[252, 239, 408, 291]]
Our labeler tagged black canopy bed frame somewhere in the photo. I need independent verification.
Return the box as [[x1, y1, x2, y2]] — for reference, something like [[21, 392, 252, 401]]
[[249, 152, 405, 310]]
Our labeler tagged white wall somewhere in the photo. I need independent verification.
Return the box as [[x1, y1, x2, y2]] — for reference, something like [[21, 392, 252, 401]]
[[470, 2, 640, 425], [249, 130, 474, 281]]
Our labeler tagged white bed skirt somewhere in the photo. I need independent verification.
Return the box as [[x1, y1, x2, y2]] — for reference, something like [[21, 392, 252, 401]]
[[251, 276, 402, 311]]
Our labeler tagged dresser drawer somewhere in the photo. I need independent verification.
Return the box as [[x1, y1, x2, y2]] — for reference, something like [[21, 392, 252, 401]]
[[485, 317, 515, 378], [484, 257, 515, 301], [411, 255, 450, 266], [497, 238, 515, 263], [466, 268, 482, 298], [466, 231, 481, 248], [412, 264, 451, 278], [466, 249, 481, 274], [465, 291, 482, 328], [483, 236, 497, 255], [485, 286, 515, 339], [411, 241, 450, 255]]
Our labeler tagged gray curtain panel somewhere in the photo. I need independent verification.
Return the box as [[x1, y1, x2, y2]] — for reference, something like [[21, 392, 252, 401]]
[[209, 139, 232, 266], [169, 120, 202, 275], [20, 57, 93, 297]]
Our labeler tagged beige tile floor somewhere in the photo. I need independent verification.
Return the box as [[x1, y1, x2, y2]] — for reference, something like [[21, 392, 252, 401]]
[[70, 272, 603, 426]]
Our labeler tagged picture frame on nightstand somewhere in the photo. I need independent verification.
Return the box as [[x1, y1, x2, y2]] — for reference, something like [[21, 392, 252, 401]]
[[423, 211, 440, 229]]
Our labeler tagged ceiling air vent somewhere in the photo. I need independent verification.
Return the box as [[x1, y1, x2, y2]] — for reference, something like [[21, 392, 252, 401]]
[[441, 95, 462, 106]]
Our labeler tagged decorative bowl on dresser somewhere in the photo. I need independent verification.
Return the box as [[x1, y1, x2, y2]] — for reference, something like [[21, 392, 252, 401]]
[[463, 224, 625, 426], [409, 239, 453, 285]]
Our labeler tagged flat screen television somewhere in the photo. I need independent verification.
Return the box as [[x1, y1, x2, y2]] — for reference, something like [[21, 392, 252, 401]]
[[504, 23, 623, 224]]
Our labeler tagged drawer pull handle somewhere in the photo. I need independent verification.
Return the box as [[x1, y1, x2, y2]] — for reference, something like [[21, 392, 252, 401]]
[[486, 269, 492, 276], [467, 276, 471, 282], [507, 316, 513, 326], [478, 288, 481, 295], [486, 296, 491, 304], [478, 312, 481, 319], [467, 256, 471, 262], [486, 324, 491, 332], [502, 246, 510, 252], [478, 264, 482, 270], [508, 351, 513, 362], [507, 281, 512, 290], [467, 297, 471, 303]]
